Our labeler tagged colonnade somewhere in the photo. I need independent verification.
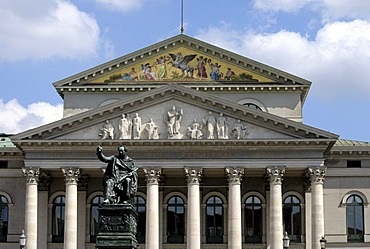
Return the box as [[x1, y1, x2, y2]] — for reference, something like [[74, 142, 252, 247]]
[[21, 166, 326, 249]]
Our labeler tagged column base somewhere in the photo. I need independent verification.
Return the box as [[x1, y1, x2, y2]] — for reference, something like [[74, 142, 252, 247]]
[[96, 204, 138, 249]]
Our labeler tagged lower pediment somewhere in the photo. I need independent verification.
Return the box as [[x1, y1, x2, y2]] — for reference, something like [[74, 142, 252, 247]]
[[58, 99, 292, 141]]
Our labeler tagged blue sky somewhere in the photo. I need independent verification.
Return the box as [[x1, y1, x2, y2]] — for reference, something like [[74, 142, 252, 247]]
[[1, 0, 370, 142]]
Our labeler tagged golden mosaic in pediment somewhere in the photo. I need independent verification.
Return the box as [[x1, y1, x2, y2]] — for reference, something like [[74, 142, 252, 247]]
[[90, 46, 274, 83]]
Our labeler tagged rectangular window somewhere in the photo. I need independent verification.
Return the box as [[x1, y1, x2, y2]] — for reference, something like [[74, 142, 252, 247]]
[[347, 160, 361, 168], [0, 161, 8, 169]]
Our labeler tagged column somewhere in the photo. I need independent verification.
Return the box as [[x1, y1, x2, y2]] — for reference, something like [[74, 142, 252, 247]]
[[304, 177, 312, 249], [22, 167, 40, 249], [61, 167, 80, 249], [143, 168, 162, 249], [38, 170, 50, 249], [184, 167, 202, 249], [267, 167, 285, 249], [307, 167, 326, 249], [226, 167, 244, 249]]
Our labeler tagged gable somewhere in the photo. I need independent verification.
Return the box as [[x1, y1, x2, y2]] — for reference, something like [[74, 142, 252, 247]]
[[12, 84, 336, 143], [89, 45, 274, 84], [53, 34, 311, 88]]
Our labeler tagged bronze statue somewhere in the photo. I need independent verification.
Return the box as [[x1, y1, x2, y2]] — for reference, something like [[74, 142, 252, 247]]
[[96, 145, 139, 204]]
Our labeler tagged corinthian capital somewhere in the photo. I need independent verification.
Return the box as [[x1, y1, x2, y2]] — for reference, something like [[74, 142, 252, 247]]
[[61, 167, 80, 184], [143, 168, 162, 184], [226, 167, 244, 184], [184, 167, 203, 184], [266, 167, 285, 184], [22, 167, 40, 184], [307, 166, 326, 184]]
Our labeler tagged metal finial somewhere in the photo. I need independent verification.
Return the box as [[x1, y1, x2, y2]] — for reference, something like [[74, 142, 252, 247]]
[[180, 0, 184, 34]]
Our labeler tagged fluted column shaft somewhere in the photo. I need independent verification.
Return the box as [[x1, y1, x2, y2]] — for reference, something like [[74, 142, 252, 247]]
[[22, 168, 40, 249], [144, 168, 162, 249], [226, 168, 244, 249], [267, 167, 285, 249], [62, 168, 80, 249], [185, 167, 202, 249], [308, 167, 326, 249]]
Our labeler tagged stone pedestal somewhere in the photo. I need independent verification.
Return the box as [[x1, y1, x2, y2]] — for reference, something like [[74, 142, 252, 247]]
[[96, 204, 138, 249]]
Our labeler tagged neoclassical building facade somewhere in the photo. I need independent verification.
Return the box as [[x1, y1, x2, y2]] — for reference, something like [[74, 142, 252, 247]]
[[0, 35, 369, 249]]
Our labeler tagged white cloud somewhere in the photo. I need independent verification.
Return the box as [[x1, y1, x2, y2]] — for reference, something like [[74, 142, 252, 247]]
[[253, 0, 313, 13], [196, 19, 370, 100], [0, 99, 63, 134], [0, 0, 100, 61], [253, 0, 370, 20], [96, 0, 144, 12]]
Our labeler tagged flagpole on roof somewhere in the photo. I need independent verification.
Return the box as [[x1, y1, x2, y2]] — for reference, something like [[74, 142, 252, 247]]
[[180, 0, 184, 34]]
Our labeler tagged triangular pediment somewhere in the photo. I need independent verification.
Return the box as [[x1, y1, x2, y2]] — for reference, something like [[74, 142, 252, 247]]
[[12, 85, 337, 145], [53, 35, 311, 88]]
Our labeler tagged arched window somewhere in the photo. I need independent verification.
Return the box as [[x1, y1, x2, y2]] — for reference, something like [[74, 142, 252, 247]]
[[133, 195, 146, 243], [245, 195, 262, 243], [52, 195, 65, 243], [206, 196, 223, 243], [283, 196, 301, 242], [167, 196, 185, 243], [346, 195, 364, 242], [90, 195, 104, 243], [0, 195, 9, 242]]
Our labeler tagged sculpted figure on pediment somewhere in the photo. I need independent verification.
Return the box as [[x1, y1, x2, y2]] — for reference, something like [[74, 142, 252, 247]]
[[231, 119, 250, 139], [99, 120, 115, 139], [203, 111, 217, 139], [216, 113, 229, 139], [165, 105, 183, 139], [187, 119, 203, 139], [145, 118, 160, 139], [133, 113, 142, 139], [126, 113, 133, 139], [119, 114, 130, 139]]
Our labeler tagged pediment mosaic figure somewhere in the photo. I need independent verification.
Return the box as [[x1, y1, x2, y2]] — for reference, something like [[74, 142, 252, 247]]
[[203, 111, 217, 139], [99, 120, 114, 139], [168, 52, 196, 78], [216, 113, 229, 139], [145, 118, 160, 139], [96, 145, 139, 204], [187, 119, 203, 139], [165, 105, 183, 138]]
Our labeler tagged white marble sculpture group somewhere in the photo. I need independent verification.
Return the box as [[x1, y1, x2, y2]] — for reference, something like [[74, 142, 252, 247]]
[[99, 106, 250, 140]]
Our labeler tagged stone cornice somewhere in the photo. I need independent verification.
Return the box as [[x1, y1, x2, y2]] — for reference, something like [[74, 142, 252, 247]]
[[11, 139, 334, 150]]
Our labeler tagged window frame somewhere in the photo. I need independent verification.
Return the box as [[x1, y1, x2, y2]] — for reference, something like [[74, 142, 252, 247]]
[[205, 195, 224, 244], [244, 195, 263, 243], [346, 194, 364, 242], [133, 194, 146, 244], [0, 195, 9, 242], [51, 195, 65, 243], [283, 195, 302, 243]]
